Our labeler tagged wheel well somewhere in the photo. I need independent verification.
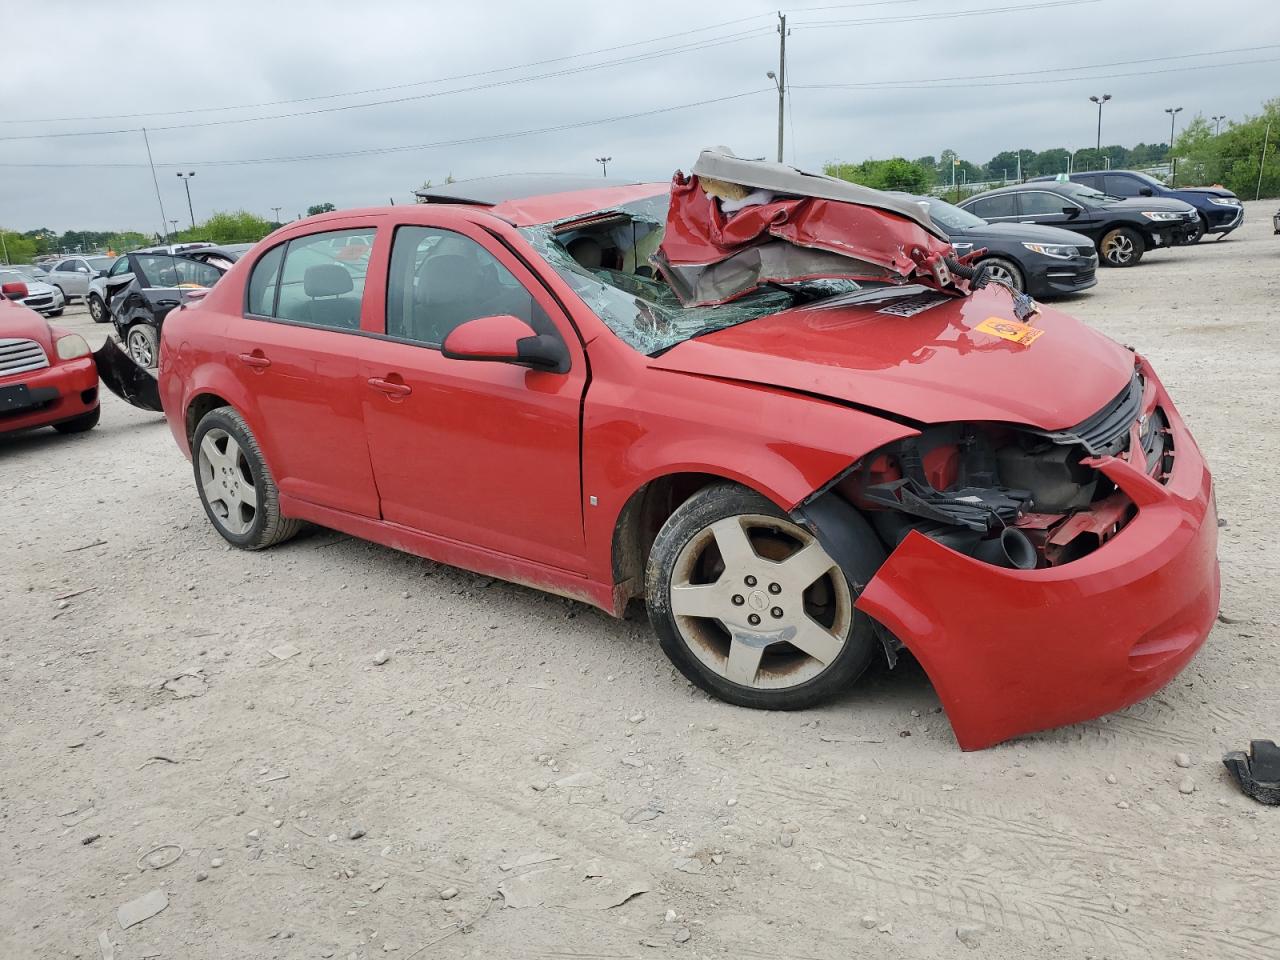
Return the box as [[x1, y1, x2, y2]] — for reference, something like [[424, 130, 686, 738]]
[[185, 393, 231, 445], [610, 472, 735, 603]]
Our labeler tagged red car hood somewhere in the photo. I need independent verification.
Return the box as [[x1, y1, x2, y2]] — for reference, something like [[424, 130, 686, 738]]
[[0, 300, 53, 356], [649, 286, 1134, 431]]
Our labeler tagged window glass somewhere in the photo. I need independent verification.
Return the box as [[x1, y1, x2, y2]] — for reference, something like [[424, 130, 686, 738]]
[[132, 254, 224, 289], [108, 256, 131, 276], [1104, 174, 1143, 197], [1073, 174, 1103, 191], [968, 194, 1016, 218], [86, 256, 113, 272], [1019, 192, 1068, 216], [56, 260, 78, 272], [273, 228, 373, 330], [247, 243, 285, 316], [386, 226, 553, 346]]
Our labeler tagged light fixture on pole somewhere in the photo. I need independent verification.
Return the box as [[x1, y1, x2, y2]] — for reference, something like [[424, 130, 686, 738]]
[[1089, 94, 1111, 151], [1211, 114, 1226, 136], [175, 171, 197, 229], [271, 206, 283, 224], [1164, 106, 1183, 150], [595, 156, 612, 177]]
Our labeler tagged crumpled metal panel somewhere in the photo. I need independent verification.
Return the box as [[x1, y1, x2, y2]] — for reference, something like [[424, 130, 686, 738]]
[[656, 171, 965, 307]]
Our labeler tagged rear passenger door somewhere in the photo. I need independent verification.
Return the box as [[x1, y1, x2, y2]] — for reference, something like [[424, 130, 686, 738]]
[[222, 224, 383, 518]]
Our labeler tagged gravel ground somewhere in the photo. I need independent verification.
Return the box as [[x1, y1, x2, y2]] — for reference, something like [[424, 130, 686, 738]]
[[3, 202, 1278, 960]]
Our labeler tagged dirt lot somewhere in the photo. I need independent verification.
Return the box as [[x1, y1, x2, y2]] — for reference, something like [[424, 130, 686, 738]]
[[3, 203, 1278, 960]]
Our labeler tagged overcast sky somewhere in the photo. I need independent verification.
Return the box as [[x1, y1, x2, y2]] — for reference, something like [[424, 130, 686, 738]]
[[3, 0, 1277, 233]]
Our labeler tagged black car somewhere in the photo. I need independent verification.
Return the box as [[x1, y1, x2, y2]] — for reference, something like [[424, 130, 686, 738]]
[[1030, 170, 1243, 242], [958, 181, 1199, 267], [895, 194, 1097, 297], [105, 245, 250, 367]]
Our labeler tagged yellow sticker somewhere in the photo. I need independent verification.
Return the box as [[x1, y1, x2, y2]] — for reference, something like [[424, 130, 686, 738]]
[[976, 316, 1045, 345]]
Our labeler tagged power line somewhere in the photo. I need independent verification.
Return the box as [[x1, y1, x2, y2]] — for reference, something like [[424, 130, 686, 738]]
[[0, 29, 774, 143], [0, 89, 773, 170], [791, 0, 1101, 27], [796, 53, 1280, 91]]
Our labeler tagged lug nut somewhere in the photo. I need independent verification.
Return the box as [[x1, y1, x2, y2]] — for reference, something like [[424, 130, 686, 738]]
[[731, 594, 744, 606], [768, 582, 781, 594], [745, 575, 757, 587], [771, 607, 783, 619], [748, 614, 761, 626]]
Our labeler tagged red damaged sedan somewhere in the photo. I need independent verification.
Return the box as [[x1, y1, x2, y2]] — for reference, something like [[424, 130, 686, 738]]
[[1, 279, 99, 435], [152, 152, 1219, 749]]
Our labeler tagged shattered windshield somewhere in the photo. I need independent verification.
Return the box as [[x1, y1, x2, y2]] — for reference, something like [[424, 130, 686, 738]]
[[519, 194, 870, 355]]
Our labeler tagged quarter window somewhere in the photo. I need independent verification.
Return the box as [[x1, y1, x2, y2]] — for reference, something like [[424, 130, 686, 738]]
[[246, 243, 285, 316], [385, 226, 552, 346]]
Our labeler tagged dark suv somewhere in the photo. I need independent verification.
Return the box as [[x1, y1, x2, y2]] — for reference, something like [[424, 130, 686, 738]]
[[958, 181, 1198, 267], [1030, 170, 1243, 242]]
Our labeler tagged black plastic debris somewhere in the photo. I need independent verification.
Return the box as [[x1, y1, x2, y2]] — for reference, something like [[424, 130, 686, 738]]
[[1222, 740, 1280, 805], [93, 338, 163, 412]]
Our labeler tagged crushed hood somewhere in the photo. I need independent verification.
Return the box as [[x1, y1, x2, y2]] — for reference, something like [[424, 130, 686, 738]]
[[653, 148, 967, 307], [648, 285, 1134, 431]]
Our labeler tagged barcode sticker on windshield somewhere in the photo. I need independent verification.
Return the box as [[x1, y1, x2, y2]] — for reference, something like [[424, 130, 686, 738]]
[[876, 293, 950, 317]]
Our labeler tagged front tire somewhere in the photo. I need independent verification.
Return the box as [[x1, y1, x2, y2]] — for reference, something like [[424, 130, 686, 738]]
[[645, 483, 876, 710], [1100, 227, 1144, 267], [977, 256, 1024, 293], [192, 407, 302, 550], [53, 406, 100, 434], [88, 294, 107, 322], [126, 323, 159, 368], [46, 308, 64, 318]]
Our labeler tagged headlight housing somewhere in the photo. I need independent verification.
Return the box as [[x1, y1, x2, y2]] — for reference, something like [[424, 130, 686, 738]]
[[55, 333, 91, 360], [1210, 196, 1240, 206], [1021, 242, 1078, 259], [1142, 211, 1185, 221]]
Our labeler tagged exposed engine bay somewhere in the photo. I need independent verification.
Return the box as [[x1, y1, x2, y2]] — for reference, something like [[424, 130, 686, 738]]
[[832, 370, 1174, 570]]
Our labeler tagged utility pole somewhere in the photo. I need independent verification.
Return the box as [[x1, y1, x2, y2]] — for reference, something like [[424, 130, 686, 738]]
[[769, 12, 787, 163], [176, 171, 197, 228], [1089, 94, 1111, 151], [1016, 151, 1022, 183], [271, 206, 282, 224], [595, 156, 611, 177], [1258, 119, 1272, 201]]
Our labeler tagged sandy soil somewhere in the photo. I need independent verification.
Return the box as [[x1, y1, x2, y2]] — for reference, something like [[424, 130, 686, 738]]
[[2, 202, 1278, 960]]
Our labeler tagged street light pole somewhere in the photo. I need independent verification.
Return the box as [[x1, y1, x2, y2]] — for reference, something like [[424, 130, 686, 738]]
[[271, 206, 282, 224], [1089, 94, 1111, 151], [773, 12, 787, 163], [169, 219, 179, 236], [595, 156, 612, 177], [1164, 106, 1183, 150], [1211, 114, 1226, 136], [176, 171, 197, 229]]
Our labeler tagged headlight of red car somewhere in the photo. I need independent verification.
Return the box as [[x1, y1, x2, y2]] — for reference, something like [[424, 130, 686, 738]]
[[55, 333, 91, 360]]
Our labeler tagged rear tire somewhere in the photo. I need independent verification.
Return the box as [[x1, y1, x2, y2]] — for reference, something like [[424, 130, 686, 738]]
[[192, 407, 303, 551], [645, 482, 876, 710], [53, 406, 100, 434], [126, 323, 159, 368], [88, 294, 107, 322], [1100, 227, 1144, 267]]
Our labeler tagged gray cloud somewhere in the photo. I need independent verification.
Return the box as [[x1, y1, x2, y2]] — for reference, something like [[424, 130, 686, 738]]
[[3, 0, 1277, 232]]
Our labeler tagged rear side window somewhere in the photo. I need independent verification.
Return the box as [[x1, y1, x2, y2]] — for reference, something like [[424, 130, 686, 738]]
[[274, 229, 373, 330], [246, 244, 285, 316], [968, 194, 1016, 219]]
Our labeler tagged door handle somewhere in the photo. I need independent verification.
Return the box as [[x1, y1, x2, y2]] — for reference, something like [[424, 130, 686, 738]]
[[367, 377, 412, 397], [238, 352, 271, 369]]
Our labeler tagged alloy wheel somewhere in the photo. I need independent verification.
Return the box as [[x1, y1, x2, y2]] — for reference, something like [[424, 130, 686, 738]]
[[127, 329, 154, 367], [197, 428, 259, 536], [89, 296, 104, 322], [983, 262, 1022, 291], [1103, 233, 1135, 265], [668, 514, 852, 689]]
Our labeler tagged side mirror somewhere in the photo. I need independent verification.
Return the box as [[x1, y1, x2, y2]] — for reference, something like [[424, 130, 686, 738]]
[[96, 269, 108, 278], [1062, 205, 1082, 218], [441, 314, 569, 373], [1138, 187, 1154, 197], [2, 281, 29, 300]]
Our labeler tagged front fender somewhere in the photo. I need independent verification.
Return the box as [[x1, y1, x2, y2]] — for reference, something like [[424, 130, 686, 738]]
[[582, 365, 917, 587]]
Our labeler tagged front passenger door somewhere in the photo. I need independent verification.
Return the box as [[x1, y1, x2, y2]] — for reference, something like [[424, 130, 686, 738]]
[[359, 221, 589, 573]]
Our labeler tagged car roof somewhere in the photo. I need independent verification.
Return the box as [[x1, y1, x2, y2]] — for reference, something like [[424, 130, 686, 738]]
[[413, 173, 648, 206]]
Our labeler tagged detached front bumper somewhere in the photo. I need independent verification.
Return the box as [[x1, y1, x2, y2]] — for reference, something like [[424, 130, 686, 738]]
[[855, 364, 1219, 750], [1205, 203, 1244, 235], [0, 355, 98, 434]]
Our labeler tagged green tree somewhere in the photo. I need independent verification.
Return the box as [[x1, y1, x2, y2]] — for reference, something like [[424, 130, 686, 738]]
[[307, 202, 336, 216], [0, 229, 39, 265], [824, 157, 932, 193], [173, 210, 275, 245], [1173, 97, 1279, 196]]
